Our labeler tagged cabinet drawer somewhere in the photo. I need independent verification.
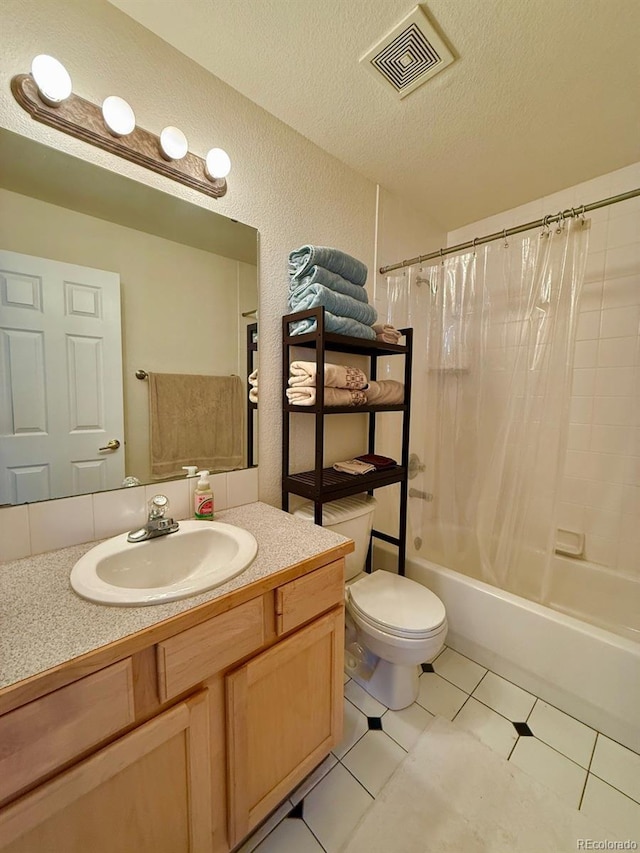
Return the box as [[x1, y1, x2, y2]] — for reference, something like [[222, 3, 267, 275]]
[[0, 658, 134, 804], [157, 597, 265, 702], [275, 560, 344, 636]]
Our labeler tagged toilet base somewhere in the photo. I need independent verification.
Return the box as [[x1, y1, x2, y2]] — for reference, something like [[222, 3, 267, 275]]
[[352, 659, 420, 711]]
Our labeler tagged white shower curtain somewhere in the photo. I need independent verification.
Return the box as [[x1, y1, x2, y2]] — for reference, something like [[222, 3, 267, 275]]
[[386, 218, 590, 601]]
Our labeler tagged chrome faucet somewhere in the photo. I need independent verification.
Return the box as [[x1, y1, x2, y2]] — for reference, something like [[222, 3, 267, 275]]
[[127, 494, 179, 543]]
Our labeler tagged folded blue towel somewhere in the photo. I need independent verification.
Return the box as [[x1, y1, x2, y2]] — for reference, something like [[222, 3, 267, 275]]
[[288, 284, 377, 327], [289, 310, 376, 340], [290, 265, 370, 304], [289, 245, 368, 286]]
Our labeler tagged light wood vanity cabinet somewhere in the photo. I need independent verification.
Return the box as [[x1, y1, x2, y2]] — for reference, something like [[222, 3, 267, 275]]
[[226, 607, 344, 847], [0, 555, 346, 853], [1, 692, 212, 853]]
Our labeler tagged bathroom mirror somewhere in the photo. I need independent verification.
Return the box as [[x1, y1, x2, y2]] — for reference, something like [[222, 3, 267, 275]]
[[0, 128, 258, 506]]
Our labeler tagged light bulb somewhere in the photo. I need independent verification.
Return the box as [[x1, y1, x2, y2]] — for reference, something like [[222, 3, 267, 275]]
[[205, 147, 231, 180], [160, 126, 188, 161], [31, 54, 72, 106], [102, 95, 136, 137]]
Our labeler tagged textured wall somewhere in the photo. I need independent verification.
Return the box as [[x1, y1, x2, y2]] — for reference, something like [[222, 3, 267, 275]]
[[0, 0, 378, 509]]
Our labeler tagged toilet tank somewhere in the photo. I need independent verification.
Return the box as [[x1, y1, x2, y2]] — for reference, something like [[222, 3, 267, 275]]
[[293, 494, 377, 581]]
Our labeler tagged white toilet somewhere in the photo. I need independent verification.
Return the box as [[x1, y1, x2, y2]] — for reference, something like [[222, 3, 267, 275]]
[[294, 494, 448, 710]]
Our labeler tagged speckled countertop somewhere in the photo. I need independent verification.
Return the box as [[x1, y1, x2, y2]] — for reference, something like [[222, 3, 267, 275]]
[[0, 502, 350, 693]]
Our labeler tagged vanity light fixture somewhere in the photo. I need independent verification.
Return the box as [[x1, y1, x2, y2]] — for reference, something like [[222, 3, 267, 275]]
[[11, 57, 229, 199], [30, 54, 72, 106], [102, 95, 136, 137], [159, 125, 188, 161], [205, 147, 231, 180]]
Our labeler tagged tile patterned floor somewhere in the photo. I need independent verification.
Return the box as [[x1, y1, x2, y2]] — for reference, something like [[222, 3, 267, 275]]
[[237, 646, 640, 852]]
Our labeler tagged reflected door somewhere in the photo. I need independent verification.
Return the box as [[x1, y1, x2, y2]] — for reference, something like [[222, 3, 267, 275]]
[[0, 250, 124, 504]]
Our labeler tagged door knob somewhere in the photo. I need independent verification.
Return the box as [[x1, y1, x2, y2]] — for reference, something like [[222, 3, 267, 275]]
[[98, 439, 121, 451]]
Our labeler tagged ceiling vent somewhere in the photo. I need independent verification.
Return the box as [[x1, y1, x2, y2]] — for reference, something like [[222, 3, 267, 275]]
[[360, 6, 455, 99]]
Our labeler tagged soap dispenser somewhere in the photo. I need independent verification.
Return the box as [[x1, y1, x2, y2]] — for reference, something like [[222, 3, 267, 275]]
[[194, 470, 214, 520]]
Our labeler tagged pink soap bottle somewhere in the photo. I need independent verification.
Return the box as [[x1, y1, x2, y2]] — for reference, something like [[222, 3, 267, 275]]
[[194, 470, 214, 520]]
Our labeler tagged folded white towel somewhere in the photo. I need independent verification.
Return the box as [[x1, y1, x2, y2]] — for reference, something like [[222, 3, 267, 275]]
[[373, 323, 402, 344], [286, 386, 367, 407], [248, 368, 258, 402], [289, 360, 368, 389], [333, 459, 376, 475], [365, 380, 404, 404]]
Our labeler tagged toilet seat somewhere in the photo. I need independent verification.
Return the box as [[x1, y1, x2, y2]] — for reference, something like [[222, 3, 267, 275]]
[[349, 604, 447, 641], [347, 570, 446, 640]]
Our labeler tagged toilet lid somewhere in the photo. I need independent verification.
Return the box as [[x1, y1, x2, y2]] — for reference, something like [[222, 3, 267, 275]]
[[348, 570, 446, 636]]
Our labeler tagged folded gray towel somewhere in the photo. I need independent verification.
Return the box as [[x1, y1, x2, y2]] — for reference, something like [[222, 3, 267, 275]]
[[289, 310, 376, 340], [288, 283, 377, 327], [289, 265, 370, 304], [289, 245, 368, 286]]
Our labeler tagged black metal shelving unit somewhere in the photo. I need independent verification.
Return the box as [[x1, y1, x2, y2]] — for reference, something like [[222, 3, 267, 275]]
[[246, 322, 258, 468], [282, 306, 413, 575]]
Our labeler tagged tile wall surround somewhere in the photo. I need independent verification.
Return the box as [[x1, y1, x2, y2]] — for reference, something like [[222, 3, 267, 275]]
[[0, 468, 258, 564], [448, 162, 640, 577]]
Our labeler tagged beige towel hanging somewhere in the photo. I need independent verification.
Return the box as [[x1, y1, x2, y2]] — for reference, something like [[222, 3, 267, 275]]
[[149, 373, 244, 478]]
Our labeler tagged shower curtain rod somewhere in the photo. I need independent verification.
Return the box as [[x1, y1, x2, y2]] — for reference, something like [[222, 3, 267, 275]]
[[379, 187, 640, 274]]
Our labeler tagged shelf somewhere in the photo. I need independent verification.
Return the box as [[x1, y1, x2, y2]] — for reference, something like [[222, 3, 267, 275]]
[[247, 322, 258, 468], [283, 307, 408, 356], [284, 403, 406, 414], [284, 465, 406, 502], [284, 329, 409, 356], [282, 305, 413, 574]]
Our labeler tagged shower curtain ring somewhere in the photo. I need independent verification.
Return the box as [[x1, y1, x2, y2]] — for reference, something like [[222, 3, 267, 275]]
[[472, 237, 479, 256], [439, 247, 445, 265], [541, 215, 550, 238], [503, 228, 509, 248]]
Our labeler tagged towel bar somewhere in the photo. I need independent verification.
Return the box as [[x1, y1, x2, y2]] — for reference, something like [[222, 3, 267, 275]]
[[137, 369, 240, 381]]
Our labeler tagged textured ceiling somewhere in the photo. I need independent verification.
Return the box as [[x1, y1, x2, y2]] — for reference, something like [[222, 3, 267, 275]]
[[108, 0, 640, 230]]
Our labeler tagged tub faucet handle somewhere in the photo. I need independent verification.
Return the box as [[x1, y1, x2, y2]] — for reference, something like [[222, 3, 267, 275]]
[[408, 453, 426, 480]]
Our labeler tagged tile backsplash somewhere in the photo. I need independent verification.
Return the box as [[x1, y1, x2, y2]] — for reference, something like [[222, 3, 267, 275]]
[[449, 162, 640, 578], [0, 468, 258, 563]]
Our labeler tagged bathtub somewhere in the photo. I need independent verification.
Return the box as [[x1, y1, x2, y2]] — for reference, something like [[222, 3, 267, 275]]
[[374, 545, 640, 753], [545, 553, 639, 643]]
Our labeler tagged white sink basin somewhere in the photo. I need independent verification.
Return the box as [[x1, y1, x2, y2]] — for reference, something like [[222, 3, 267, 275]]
[[70, 520, 258, 606]]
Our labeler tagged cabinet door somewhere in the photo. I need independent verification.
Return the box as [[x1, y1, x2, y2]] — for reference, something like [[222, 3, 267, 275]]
[[0, 692, 212, 853], [226, 607, 344, 846]]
